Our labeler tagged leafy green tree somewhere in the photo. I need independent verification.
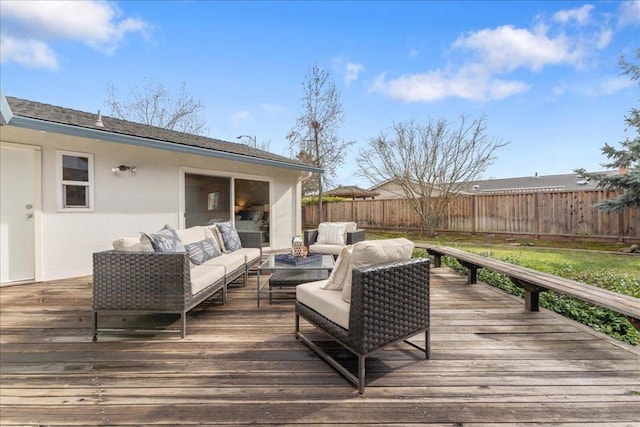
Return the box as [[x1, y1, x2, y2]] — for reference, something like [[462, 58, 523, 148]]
[[576, 49, 640, 211]]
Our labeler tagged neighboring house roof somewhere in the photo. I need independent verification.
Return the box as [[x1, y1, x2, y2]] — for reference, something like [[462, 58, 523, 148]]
[[324, 185, 379, 199], [0, 95, 322, 173], [461, 172, 617, 194], [368, 172, 617, 198]]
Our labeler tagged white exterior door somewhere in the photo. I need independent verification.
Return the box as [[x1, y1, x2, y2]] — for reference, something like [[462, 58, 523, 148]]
[[1, 144, 39, 283]]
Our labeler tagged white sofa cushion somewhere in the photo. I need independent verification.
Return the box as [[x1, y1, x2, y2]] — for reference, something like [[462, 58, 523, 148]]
[[342, 238, 414, 303], [113, 237, 153, 252], [317, 222, 347, 245], [308, 243, 343, 256], [190, 265, 225, 295], [201, 252, 246, 275], [175, 226, 212, 246], [297, 280, 351, 330], [321, 245, 353, 290], [234, 247, 261, 265]]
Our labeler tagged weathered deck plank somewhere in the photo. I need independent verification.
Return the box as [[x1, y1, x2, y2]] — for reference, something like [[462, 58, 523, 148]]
[[1, 266, 639, 425]]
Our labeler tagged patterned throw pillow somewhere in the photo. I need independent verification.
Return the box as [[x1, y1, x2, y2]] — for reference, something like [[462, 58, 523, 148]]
[[143, 225, 185, 253], [185, 238, 222, 265], [215, 221, 242, 251]]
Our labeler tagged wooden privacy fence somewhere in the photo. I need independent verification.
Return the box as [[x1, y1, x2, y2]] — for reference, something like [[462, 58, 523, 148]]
[[303, 190, 640, 241]]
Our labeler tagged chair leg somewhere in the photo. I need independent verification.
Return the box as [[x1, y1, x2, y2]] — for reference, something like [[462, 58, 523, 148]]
[[425, 329, 430, 359], [358, 355, 366, 394], [92, 311, 98, 342], [181, 312, 187, 338]]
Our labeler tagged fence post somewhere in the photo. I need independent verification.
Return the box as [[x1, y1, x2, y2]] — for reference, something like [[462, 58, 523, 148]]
[[472, 195, 477, 234], [534, 192, 540, 239]]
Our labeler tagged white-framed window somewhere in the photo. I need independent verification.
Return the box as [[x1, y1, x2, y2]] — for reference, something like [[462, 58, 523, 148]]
[[56, 150, 94, 212]]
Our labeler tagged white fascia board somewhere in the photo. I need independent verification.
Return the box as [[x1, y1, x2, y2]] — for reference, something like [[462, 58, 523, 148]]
[[6, 115, 323, 174], [0, 93, 13, 125]]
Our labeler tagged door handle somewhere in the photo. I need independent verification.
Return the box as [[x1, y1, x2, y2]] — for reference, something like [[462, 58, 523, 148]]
[[26, 213, 33, 219]]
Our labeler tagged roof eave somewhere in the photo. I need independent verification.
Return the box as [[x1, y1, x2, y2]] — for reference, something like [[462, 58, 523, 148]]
[[4, 114, 323, 173]]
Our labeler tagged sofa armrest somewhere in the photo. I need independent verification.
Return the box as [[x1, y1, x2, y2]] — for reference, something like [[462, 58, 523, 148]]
[[346, 229, 365, 245], [238, 230, 262, 249], [92, 250, 190, 311], [304, 229, 319, 247]]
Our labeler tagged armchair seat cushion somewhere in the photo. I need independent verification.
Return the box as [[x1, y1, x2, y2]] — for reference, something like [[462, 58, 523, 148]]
[[297, 280, 351, 330], [308, 243, 344, 256]]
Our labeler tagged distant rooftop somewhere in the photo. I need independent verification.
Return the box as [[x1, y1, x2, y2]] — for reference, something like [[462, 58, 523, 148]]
[[461, 171, 617, 194]]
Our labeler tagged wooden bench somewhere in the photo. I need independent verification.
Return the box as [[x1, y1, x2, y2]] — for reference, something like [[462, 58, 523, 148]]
[[422, 245, 640, 326]]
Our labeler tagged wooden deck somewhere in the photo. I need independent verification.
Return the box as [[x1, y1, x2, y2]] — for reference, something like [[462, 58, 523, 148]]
[[1, 265, 639, 425]]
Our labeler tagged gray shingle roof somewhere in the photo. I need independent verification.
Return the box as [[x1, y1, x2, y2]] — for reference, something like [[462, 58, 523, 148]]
[[462, 172, 617, 194], [4, 96, 313, 170]]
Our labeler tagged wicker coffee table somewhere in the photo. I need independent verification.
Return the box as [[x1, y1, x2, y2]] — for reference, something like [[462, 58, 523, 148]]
[[257, 254, 335, 306]]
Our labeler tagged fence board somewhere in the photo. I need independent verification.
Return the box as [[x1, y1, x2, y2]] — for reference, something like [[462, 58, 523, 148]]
[[303, 190, 640, 241]]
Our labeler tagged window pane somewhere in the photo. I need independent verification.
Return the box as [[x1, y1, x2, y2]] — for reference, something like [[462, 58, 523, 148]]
[[64, 185, 88, 207], [62, 155, 89, 181]]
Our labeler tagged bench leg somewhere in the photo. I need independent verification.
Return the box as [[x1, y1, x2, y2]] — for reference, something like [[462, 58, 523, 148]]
[[511, 278, 544, 312], [525, 291, 540, 312], [459, 261, 480, 284]]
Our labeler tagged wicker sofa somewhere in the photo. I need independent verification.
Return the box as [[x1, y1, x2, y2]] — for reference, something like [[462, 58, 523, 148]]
[[295, 238, 430, 393], [92, 225, 262, 340], [303, 222, 366, 257]]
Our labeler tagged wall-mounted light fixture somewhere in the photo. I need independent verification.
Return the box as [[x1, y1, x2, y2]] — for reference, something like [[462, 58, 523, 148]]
[[111, 165, 137, 174]]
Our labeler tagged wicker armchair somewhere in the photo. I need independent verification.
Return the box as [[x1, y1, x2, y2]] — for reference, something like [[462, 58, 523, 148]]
[[295, 257, 430, 393], [304, 223, 366, 258]]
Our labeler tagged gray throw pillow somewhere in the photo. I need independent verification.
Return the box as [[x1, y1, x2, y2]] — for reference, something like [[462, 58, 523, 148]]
[[185, 238, 222, 265], [215, 221, 242, 251], [143, 224, 185, 253]]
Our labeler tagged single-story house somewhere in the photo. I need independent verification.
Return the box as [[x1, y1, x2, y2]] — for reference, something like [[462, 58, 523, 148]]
[[0, 94, 321, 284]]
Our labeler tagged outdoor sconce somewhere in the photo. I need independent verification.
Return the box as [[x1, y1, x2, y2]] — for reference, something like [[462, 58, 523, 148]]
[[111, 165, 137, 174]]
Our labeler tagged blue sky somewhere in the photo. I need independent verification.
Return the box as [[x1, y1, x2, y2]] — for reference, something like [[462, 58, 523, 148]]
[[1, 1, 638, 188]]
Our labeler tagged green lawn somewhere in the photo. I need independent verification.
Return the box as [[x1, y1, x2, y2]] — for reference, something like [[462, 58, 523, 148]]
[[366, 230, 640, 344]]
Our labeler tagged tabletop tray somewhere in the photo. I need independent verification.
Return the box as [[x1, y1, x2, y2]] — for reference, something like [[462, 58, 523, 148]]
[[274, 253, 322, 266]]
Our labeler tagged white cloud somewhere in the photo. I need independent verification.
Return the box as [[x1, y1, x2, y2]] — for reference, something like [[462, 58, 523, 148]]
[[409, 48, 419, 58], [453, 25, 578, 72], [345, 62, 364, 85], [261, 103, 284, 114], [0, 0, 148, 68], [595, 76, 634, 95], [553, 4, 594, 25], [371, 66, 529, 102], [0, 36, 58, 69], [370, 4, 618, 103], [618, 0, 640, 27], [230, 110, 254, 128]]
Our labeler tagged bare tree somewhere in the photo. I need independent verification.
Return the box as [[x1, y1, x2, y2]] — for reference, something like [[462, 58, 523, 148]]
[[358, 115, 508, 236], [105, 79, 209, 135], [287, 65, 354, 222]]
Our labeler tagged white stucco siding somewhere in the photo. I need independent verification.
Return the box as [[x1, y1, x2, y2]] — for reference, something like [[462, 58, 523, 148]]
[[2, 127, 303, 281]]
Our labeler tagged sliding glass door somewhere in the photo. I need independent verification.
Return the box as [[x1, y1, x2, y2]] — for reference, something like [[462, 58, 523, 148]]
[[184, 173, 270, 245]]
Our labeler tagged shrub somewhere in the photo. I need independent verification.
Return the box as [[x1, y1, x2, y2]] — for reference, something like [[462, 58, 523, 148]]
[[414, 249, 640, 346]]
